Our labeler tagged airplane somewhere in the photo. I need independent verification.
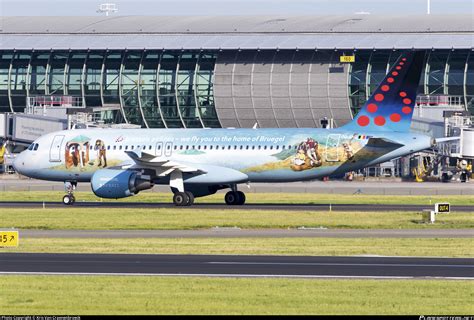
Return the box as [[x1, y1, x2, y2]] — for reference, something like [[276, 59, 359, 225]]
[[13, 51, 435, 206]]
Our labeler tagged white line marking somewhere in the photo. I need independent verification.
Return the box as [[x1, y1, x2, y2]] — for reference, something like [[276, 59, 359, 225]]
[[208, 262, 474, 268], [0, 271, 472, 280]]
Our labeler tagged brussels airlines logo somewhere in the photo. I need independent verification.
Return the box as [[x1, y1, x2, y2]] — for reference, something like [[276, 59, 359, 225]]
[[115, 136, 124, 143]]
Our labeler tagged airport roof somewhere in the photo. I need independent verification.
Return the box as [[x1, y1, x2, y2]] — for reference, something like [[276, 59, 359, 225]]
[[0, 15, 473, 50]]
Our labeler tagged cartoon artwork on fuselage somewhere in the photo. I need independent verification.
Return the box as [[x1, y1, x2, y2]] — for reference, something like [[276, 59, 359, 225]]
[[56, 135, 119, 172], [290, 138, 322, 171], [242, 135, 365, 173], [65, 135, 90, 169], [94, 139, 107, 168]]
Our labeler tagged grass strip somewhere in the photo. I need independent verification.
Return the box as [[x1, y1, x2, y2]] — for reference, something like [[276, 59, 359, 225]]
[[0, 276, 472, 314], [1, 208, 473, 230]]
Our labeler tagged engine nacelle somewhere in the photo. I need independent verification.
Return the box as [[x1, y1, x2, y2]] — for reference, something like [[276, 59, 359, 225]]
[[91, 169, 153, 199]]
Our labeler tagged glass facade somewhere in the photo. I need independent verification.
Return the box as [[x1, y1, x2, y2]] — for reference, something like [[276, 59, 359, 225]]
[[0, 49, 472, 127]]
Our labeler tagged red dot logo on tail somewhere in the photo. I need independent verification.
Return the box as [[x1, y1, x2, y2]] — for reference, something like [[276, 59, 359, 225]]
[[374, 116, 386, 126], [402, 106, 412, 114], [357, 116, 370, 127], [367, 103, 378, 113]]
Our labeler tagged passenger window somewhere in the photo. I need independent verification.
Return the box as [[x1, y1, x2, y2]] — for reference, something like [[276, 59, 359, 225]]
[[210, 145, 213, 150], [258, 146, 261, 150], [157, 145, 161, 150], [227, 145, 231, 150], [149, 146, 152, 150], [174, 145, 177, 150], [113, 146, 117, 150], [197, 146, 201, 150], [125, 146, 129, 150], [204, 145, 207, 150], [246, 146, 249, 150], [34, 144, 39, 151], [107, 146, 110, 150], [119, 146, 123, 150], [252, 146, 255, 150], [180, 145, 183, 150], [131, 145, 134, 150], [28, 144, 34, 151], [240, 145, 243, 150], [186, 145, 189, 150], [234, 145, 237, 150]]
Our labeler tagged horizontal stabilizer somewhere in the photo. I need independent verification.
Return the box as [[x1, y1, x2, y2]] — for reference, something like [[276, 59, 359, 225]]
[[365, 137, 404, 149], [435, 137, 459, 143]]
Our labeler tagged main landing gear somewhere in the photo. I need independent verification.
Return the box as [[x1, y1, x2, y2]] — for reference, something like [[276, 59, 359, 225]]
[[63, 181, 77, 205], [224, 184, 246, 205], [173, 191, 195, 207]]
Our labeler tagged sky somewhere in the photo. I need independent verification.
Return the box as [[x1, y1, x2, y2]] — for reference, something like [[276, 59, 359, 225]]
[[0, 0, 472, 16]]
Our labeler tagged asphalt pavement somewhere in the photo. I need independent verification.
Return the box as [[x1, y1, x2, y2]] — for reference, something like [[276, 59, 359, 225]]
[[0, 253, 472, 279]]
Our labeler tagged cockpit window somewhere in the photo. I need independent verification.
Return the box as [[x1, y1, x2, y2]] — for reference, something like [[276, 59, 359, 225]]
[[28, 143, 39, 151]]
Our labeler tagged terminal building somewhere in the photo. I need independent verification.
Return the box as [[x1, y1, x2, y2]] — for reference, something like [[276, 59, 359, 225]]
[[0, 14, 473, 178]]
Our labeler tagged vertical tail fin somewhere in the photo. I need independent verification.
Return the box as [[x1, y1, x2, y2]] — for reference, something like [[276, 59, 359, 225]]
[[342, 51, 425, 132]]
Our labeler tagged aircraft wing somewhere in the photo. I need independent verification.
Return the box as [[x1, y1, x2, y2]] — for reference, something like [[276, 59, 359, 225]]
[[125, 151, 206, 176], [124, 151, 249, 187]]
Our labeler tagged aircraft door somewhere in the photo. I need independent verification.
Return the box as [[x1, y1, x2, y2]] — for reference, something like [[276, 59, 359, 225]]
[[49, 135, 65, 162], [155, 142, 163, 157], [325, 134, 341, 162], [164, 142, 173, 157]]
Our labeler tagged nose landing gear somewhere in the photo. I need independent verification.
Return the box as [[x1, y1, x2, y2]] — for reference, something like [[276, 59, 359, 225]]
[[63, 181, 77, 205]]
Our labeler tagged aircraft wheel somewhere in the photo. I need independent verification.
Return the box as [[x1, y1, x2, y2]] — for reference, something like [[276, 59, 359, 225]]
[[173, 192, 189, 206], [225, 191, 239, 205], [62, 195, 74, 206], [185, 191, 194, 206], [236, 191, 246, 205]]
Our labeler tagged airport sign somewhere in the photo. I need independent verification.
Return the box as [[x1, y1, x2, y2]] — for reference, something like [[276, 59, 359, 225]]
[[435, 203, 450, 214], [0, 230, 19, 247], [340, 55, 355, 63]]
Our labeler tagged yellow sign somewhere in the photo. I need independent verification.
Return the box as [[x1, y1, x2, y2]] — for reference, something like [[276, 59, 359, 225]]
[[0, 231, 19, 247], [0, 145, 5, 164], [435, 203, 450, 214], [340, 55, 355, 63]]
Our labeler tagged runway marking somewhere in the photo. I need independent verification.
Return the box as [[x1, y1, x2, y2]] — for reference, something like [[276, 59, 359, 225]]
[[0, 271, 472, 280], [208, 262, 474, 268], [1, 258, 472, 269]]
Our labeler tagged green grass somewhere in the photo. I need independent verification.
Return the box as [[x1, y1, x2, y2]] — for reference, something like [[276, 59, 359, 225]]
[[0, 276, 472, 314], [3, 237, 473, 257], [1, 191, 473, 205], [0, 207, 473, 230]]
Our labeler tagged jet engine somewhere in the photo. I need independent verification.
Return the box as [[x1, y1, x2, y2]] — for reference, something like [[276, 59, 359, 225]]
[[91, 169, 153, 199]]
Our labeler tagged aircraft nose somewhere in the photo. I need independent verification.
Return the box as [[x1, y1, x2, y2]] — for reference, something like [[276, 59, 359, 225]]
[[12, 153, 24, 174]]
